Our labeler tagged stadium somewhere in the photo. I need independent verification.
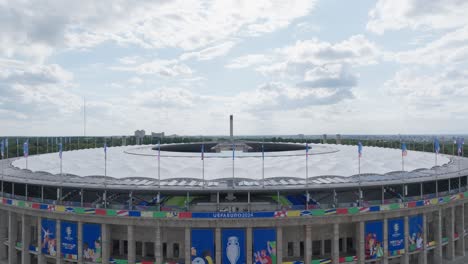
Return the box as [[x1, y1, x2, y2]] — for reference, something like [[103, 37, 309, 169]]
[[0, 136, 468, 264]]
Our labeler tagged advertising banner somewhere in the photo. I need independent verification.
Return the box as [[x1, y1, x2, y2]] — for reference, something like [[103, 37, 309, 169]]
[[191, 229, 215, 264], [253, 229, 276, 264], [222, 229, 246, 264], [408, 215, 424, 252], [61, 221, 78, 260], [387, 218, 404, 255], [365, 220, 383, 259], [41, 219, 57, 256], [83, 223, 102, 263]]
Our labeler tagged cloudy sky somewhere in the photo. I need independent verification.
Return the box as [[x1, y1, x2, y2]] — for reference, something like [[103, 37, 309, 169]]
[[1, 0, 468, 136]]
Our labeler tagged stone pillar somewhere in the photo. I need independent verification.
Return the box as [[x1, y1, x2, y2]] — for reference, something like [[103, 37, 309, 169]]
[[277, 227, 283, 264], [21, 215, 31, 264], [419, 214, 427, 264], [456, 204, 465, 256], [102, 224, 111, 264], [294, 240, 300, 258], [0, 212, 8, 260], [357, 222, 365, 264], [434, 210, 443, 263], [56, 219, 61, 264], [332, 223, 339, 264], [215, 228, 221, 264], [447, 207, 455, 260], [305, 225, 312, 264], [184, 227, 190, 264], [128, 225, 136, 264], [403, 216, 409, 264], [154, 226, 162, 264], [383, 219, 388, 264], [37, 217, 45, 264], [246, 227, 252, 264], [78, 222, 83, 264], [341, 237, 347, 254], [8, 212, 17, 264], [119, 240, 125, 256], [142, 242, 147, 258]]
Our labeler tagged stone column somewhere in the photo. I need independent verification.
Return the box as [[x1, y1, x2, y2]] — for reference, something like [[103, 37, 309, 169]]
[[383, 219, 388, 264], [102, 224, 111, 264], [305, 225, 312, 264], [184, 227, 190, 264], [332, 223, 339, 264], [8, 212, 17, 264], [246, 227, 252, 264], [320, 240, 325, 256], [21, 215, 31, 264], [434, 210, 443, 263], [78, 222, 83, 264], [154, 226, 162, 264], [456, 204, 465, 256], [403, 216, 409, 264], [142, 242, 147, 258], [56, 219, 61, 264], [127, 225, 136, 264], [277, 227, 283, 264], [341, 237, 347, 254], [447, 207, 455, 260], [37, 217, 45, 264], [419, 214, 427, 264], [357, 221, 365, 264], [0, 212, 8, 260], [119, 240, 125, 256], [215, 228, 221, 264]]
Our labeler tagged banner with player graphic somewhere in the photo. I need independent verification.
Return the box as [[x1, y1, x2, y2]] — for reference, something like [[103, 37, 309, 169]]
[[253, 229, 276, 264], [387, 218, 404, 255], [408, 215, 424, 252], [191, 229, 215, 264], [41, 219, 57, 256], [61, 221, 78, 260], [83, 223, 102, 263], [365, 220, 383, 259], [222, 229, 246, 264]]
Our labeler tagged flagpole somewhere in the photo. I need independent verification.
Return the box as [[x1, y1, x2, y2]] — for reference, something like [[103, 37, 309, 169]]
[[306, 144, 309, 189], [158, 141, 161, 188], [262, 142, 265, 189], [232, 144, 235, 189]]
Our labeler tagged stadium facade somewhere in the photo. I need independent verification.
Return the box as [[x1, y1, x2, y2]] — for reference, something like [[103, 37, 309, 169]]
[[0, 141, 467, 264]]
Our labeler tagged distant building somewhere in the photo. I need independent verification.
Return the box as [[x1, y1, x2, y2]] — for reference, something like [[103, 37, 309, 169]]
[[322, 134, 327, 144], [134, 130, 145, 145], [151, 132, 165, 139], [336, 134, 342, 144]]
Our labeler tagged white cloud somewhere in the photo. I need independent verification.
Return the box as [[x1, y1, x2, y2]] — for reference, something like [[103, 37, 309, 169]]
[[367, 0, 468, 34], [225, 54, 272, 69], [111, 59, 193, 77], [180, 41, 237, 61]]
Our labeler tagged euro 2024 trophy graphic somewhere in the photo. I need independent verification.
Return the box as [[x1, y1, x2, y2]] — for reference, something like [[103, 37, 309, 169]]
[[226, 236, 240, 264]]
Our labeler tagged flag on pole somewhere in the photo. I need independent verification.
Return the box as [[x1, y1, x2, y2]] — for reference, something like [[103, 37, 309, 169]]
[[201, 144, 205, 160], [434, 138, 440, 154], [306, 143, 310, 157], [23, 140, 29, 158], [232, 143, 235, 160], [358, 141, 363, 158], [401, 143, 408, 157], [59, 143, 63, 159], [104, 142, 107, 154], [1, 139, 4, 158], [4, 138, 8, 149], [457, 138, 463, 155]]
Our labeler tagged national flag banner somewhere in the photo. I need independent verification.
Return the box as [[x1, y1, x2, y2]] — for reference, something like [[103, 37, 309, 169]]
[[401, 143, 407, 157], [104, 142, 107, 154], [434, 138, 440, 154], [0, 139, 4, 158], [457, 138, 463, 155], [59, 143, 63, 159], [23, 140, 29, 158], [201, 144, 205, 160], [358, 141, 363, 158]]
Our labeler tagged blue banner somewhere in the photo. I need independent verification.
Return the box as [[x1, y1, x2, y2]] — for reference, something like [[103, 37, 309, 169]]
[[191, 229, 215, 264], [409, 215, 424, 252], [191, 212, 275, 218], [222, 229, 246, 264], [61, 221, 78, 259], [387, 218, 404, 254], [365, 220, 383, 259], [83, 223, 102, 263], [41, 219, 57, 256], [253, 229, 276, 264]]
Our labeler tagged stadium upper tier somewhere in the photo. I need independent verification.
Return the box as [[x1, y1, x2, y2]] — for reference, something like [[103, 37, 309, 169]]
[[11, 143, 450, 181]]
